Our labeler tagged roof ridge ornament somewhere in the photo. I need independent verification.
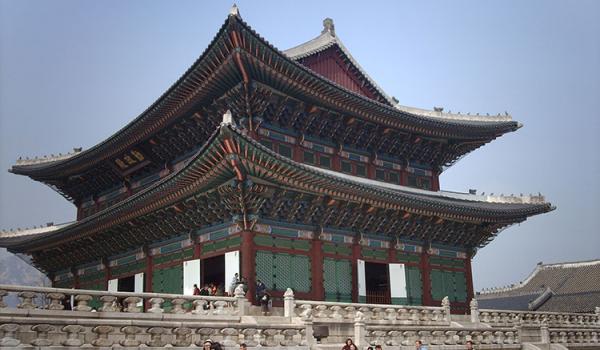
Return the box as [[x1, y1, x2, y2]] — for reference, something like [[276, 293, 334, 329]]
[[221, 110, 235, 126], [322, 18, 335, 37], [229, 3, 241, 18]]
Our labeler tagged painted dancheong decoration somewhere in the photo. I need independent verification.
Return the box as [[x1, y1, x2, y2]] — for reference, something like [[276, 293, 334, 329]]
[[1, 5, 553, 314]]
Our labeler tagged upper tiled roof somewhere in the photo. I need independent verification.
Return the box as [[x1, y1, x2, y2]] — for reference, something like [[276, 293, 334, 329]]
[[477, 260, 600, 313]]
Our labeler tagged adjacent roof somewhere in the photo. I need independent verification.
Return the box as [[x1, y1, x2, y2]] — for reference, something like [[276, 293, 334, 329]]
[[477, 260, 600, 313]]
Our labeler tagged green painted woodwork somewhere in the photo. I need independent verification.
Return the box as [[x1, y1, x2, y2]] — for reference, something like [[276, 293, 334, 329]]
[[395, 252, 420, 264], [405, 266, 423, 305], [361, 247, 387, 261], [202, 236, 241, 254], [430, 256, 465, 268], [115, 255, 137, 266], [152, 265, 184, 313], [430, 269, 467, 302], [323, 258, 352, 302], [322, 242, 352, 256], [255, 250, 311, 292], [111, 261, 146, 277], [79, 271, 105, 284], [153, 248, 194, 266], [54, 279, 74, 288], [253, 234, 310, 251]]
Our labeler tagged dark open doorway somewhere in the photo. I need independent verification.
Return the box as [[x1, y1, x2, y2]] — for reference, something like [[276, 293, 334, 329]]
[[202, 255, 225, 292], [117, 275, 135, 292], [365, 262, 390, 304]]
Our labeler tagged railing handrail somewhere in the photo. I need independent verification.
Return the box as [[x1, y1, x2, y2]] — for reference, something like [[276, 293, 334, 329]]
[[294, 299, 445, 311], [0, 284, 236, 302], [479, 308, 598, 318], [366, 325, 518, 332]]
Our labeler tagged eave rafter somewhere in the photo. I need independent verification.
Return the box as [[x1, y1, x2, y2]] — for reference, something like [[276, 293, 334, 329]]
[[14, 124, 550, 273]]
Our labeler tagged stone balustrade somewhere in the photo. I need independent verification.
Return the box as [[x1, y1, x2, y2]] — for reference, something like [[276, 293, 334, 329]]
[[291, 299, 450, 325], [0, 317, 306, 348], [364, 326, 521, 347], [0, 283, 246, 317], [549, 328, 599, 345], [478, 308, 599, 328]]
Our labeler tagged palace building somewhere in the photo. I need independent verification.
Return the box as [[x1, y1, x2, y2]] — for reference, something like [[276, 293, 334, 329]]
[[0, 7, 553, 313]]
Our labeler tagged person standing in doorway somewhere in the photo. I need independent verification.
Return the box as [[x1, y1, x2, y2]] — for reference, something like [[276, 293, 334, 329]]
[[256, 279, 266, 304], [193, 284, 201, 295], [229, 273, 239, 296]]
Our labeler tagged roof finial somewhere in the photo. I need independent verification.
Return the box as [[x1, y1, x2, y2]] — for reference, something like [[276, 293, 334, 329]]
[[229, 3, 241, 18], [322, 18, 335, 37], [221, 110, 234, 126]]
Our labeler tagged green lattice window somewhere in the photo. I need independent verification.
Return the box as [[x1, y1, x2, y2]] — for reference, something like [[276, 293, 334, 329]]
[[430, 269, 467, 302], [406, 266, 423, 304], [323, 258, 352, 302], [255, 251, 311, 292], [153, 265, 183, 312]]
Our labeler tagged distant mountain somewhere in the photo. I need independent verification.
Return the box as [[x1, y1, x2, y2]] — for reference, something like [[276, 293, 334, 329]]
[[0, 248, 49, 307]]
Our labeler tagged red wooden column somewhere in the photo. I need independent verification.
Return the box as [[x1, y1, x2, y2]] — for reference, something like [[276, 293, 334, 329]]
[[194, 241, 202, 259], [103, 257, 111, 290], [240, 230, 257, 304], [71, 267, 80, 289], [311, 237, 325, 300], [351, 237, 361, 303], [431, 171, 440, 191], [145, 247, 153, 293], [420, 248, 433, 306], [465, 252, 475, 306]]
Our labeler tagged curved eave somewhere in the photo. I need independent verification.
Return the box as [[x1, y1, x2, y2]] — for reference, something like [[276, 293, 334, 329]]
[[10, 14, 520, 181], [2, 123, 553, 254]]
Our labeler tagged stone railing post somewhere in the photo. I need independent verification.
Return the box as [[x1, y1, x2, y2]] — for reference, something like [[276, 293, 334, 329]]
[[441, 296, 451, 323], [284, 288, 295, 317], [354, 311, 367, 347], [17, 291, 37, 309], [596, 307, 600, 326], [173, 327, 193, 347], [31, 324, 55, 346], [242, 328, 259, 347], [0, 289, 7, 308], [236, 284, 248, 316], [470, 298, 480, 323], [261, 329, 280, 347], [0, 324, 21, 347], [120, 326, 142, 347], [62, 325, 84, 346], [92, 325, 114, 347], [74, 294, 93, 311], [100, 295, 118, 312], [148, 297, 164, 314], [301, 306, 315, 347], [541, 320, 550, 344], [221, 327, 239, 346], [47, 292, 65, 310], [281, 329, 300, 346], [124, 296, 142, 312], [147, 327, 167, 347]]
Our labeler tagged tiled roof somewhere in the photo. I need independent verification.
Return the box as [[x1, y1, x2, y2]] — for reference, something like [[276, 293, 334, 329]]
[[477, 260, 600, 313]]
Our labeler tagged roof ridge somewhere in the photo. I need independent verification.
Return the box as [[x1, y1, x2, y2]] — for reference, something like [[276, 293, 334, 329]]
[[394, 104, 514, 123], [14, 148, 83, 167]]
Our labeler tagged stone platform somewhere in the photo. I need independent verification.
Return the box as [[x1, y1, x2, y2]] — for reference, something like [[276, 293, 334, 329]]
[[0, 284, 598, 349]]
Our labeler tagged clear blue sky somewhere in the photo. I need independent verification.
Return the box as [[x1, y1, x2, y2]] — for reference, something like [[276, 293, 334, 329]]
[[1, 0, 598, 290]]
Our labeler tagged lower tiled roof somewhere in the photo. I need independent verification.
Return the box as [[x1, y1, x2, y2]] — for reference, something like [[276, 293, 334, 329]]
[[477, 260, 600, 313]]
